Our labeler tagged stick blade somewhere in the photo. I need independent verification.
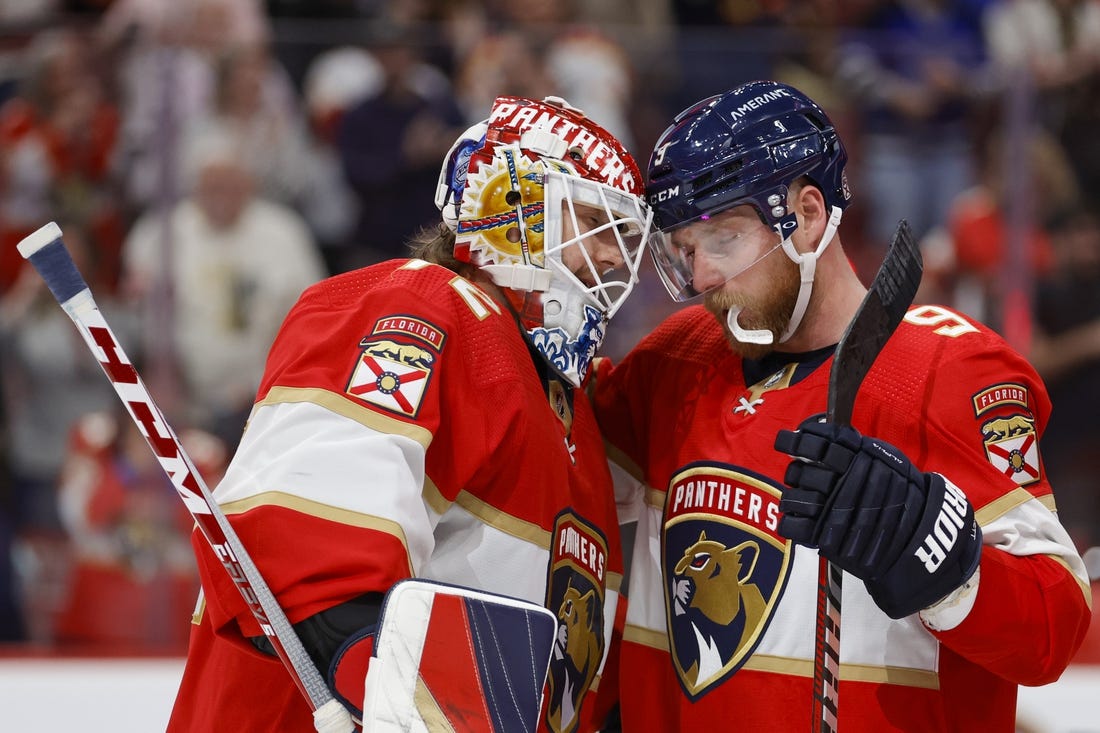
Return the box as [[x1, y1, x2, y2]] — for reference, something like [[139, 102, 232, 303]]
[[827, 219, 923, 425]]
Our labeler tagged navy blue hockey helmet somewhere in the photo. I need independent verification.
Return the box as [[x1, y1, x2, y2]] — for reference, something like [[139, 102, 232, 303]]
[[645, 81, 852, 306], [647, 80, 850, 234]]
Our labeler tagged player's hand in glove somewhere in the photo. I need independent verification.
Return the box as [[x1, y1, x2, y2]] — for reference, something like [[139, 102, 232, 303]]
[[774, 416, 982, 619]]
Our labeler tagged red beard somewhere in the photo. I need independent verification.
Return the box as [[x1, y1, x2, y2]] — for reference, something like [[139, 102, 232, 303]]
[[703, 257, 800, 360]]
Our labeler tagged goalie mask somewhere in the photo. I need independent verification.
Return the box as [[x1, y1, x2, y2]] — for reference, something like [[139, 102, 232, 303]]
[[646, 80, 851, 344], [436, 96, 652, 386]]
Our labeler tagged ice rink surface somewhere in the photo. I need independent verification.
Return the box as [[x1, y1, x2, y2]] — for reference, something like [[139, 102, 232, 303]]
[[0, 657, 1096, 732], [0, 657, 183, 731]]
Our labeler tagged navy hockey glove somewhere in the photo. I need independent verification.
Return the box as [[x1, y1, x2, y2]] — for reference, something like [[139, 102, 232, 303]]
[[774, 417, 982, 619]]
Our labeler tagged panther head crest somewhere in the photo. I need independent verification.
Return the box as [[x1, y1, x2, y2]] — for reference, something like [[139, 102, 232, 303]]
[[672, 531, 768, 695], [547, 579, 603, 733]]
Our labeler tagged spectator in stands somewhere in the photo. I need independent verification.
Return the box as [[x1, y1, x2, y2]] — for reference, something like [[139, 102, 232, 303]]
[[0, 27, 124, 294], [98, 0, 269, 51], [336, 24, 465, 267], [52, 408, 227, 652], [102, 0, 271, 213], [921, 126, 1077, 329], [835, 0, 992, 247], [120, 128, 326, 447], [0, 221, 129, 643], [183, 42, 314, 208], [0, 222, 126, 537], [508, 0, 637, 149], [299, 45, 380, 271], [1030, 206, 1100, 551], [0, 417, 25, 642], [451, 0, 637, 148], [186, 36, 357, 272], [452, 30, 556, 126], [982, 0, 1100, 208]]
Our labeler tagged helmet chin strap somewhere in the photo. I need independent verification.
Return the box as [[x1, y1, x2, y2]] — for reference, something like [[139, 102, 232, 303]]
[[726, 206, 844, 347]]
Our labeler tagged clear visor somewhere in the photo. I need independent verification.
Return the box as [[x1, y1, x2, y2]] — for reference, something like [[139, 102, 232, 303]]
[[544, 171, 653, 318], [651, 206, 783, 301]]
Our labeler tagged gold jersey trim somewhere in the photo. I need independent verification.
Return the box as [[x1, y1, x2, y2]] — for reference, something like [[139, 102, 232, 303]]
[[191, 588, 206, 626], [605, 440, 645, 483], [440, 486, 552, 548], [744, 362, 800, 403], [645, 485, 666, 509], [974, 487, 1053, 524], [258, 385, 434, 448], [744, 654, 940, 690], [219, 490, 416, 575], [249, 388, 628, 592], [422, 476, 624, 592], [421, 475, 450, 516], [623, 624, 940, 689], [1047, 553, 1094, 608], [974, 490, 1090, 603], [624, 623, 668, 650]]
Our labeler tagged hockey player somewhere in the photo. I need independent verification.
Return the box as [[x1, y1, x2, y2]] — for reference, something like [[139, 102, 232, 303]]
[[167, 95, 652, 732], [592, 81, 1091, 731]]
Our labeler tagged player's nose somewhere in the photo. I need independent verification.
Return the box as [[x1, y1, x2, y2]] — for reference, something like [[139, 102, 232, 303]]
[[692, 255, 725, 293]]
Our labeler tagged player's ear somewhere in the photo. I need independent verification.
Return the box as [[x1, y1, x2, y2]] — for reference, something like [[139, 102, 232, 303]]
[[792, 180, 827, 243]]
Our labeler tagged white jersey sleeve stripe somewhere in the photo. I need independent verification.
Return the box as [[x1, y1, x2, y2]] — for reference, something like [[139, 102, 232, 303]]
[[220, 491, 415, 564], [979, 493, 1091, 599], [259, 385, 434, 448], [215, 399, 435, 573]]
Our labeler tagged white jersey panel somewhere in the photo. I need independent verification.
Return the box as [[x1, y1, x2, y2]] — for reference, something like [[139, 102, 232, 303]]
[[982, 494, 1089, 585], [419, 502, 550, 603], [214, 399, 436, 572], [623, 503, 667, 633]]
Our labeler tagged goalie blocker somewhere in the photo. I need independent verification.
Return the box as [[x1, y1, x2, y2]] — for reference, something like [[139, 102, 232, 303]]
[[260, 579, 558, 732], [357, 580, 557, 732]]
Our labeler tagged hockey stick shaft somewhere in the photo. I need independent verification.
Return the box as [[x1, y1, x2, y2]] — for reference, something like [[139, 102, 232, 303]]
[[811, 220, 923, 733], [17, 222, 352, 733]]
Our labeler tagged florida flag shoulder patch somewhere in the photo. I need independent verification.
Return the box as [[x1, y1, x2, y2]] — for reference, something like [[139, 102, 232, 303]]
[[971, 382, 1041, 487], [346, 334, 438, 418], [980, 412, 1041, 486]]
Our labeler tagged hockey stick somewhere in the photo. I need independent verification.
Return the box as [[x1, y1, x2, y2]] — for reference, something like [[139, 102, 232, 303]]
[[811, 220, 923, 733], [17, 222, 354, 733]]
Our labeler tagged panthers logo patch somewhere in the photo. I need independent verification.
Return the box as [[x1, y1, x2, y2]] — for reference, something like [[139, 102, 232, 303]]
[[662, 463, 793, 700], [546, 511, 607, 733]]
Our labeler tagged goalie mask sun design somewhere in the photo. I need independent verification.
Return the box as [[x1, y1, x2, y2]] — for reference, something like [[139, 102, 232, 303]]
[[436, 96, 653, 386]]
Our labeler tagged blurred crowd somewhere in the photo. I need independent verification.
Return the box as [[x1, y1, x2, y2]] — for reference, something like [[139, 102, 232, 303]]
[[0, 0, 1098, 657]]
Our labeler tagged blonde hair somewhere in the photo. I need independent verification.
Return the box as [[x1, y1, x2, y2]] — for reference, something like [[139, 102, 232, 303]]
[[407, 223, 477, 278]]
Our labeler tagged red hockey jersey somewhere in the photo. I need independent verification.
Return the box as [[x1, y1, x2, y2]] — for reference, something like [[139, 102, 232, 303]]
[[169, 259, 623, 733], [593, 303, 1090, 732]]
